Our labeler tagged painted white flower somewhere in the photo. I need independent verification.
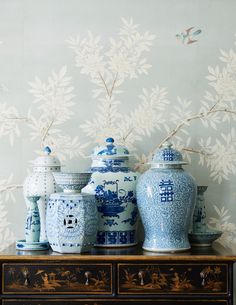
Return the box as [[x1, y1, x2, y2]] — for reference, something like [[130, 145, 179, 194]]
[[69, 17, 156, 147], [208, 205, 236, 250], [67, 32, 105, 79], [0, 102, 20, 145], [198, 129, 236, 183], [29, 66, 75, 124], [0, 175, 21, 250]]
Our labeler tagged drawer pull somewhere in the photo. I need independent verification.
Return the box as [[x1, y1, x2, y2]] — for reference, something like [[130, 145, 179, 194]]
[[200, 270, 206, 286], [22, 268, 30, 287], [138, 270, 145, 286], [84, 271, 92, 285]]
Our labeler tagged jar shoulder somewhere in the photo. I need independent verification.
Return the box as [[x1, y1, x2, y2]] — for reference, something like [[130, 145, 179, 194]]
[[138, 168, 196, 185]]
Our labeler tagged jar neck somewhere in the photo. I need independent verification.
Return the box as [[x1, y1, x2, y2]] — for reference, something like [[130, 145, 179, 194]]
[[91, 158, 130, 173], [63, 189, 81, 194], [33, 166, 61, 173], [151, 164, 183, 169]]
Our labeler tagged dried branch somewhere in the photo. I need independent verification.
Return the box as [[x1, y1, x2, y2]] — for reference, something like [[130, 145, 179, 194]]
[[0, 184, 22, 193], [98, 72, 110, 98], [3, 116, 32, 123], [41, 118, 55, 145], [109, 72, 118, 97], [149, 107, 236, 159], [182, 147, 211, 156]]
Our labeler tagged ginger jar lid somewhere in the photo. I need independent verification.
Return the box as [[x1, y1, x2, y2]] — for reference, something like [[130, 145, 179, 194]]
[[92, 138, 130, 159], [33, 146, 61, 168], [150, 142, 187, 166]]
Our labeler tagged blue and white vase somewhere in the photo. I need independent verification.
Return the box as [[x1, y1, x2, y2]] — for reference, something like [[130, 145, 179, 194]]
[[189, 186, 222, 247], [46, 172, 98, 253], [23, 147, 61, 242], [25, 196, 41, 243], [192, 186, 207, 233], [137, 142, 197, 252], [83, 138, 139, 247]]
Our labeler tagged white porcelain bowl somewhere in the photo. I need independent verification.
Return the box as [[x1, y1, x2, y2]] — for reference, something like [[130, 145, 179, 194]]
[[53, 172, 92, 192]]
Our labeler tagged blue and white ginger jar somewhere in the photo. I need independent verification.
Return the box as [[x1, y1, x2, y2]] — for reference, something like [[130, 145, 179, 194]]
[[136, 142, 197, 252], [83, 137, 140, 247], [46, 172, 98, 253]]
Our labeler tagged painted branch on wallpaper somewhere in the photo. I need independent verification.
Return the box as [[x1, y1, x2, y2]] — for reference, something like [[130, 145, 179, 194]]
[[1, 65, 88, 160], [0, 174, 19, 250], [67, 18, 157, 145], [0, 18, 235, 251], [68, 18, 236, 184]]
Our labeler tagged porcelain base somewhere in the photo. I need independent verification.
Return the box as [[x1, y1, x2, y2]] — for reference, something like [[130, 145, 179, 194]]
[[50, 243, 93, 254], [95, 242, 138, 248], [16, 239, 49, 251], [143, 246, 190, 253]]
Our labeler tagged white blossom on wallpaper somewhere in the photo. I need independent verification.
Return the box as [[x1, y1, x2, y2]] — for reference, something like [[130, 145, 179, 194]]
[[0, 17, 235, 251], [67, 18, 156, 146], [1, 66, 87, 160], [208, 205, 236, 251], [28, 66, 88, 160], [68, 20, 236, 183], [0, 175, 21, 251], [0, 102, 20, 146], [197, 38, 236, 183]]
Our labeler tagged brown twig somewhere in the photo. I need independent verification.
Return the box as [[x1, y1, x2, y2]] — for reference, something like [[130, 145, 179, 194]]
[[158, 108, 236, 148], [109, 72, 118, 97], [41, 118, 55, 145], [0, 184, 22, 193], [98, 72, 110, 97], [182, 147, 209, 155], [149, 107, 236, 159], [2, 116, 32, 123]]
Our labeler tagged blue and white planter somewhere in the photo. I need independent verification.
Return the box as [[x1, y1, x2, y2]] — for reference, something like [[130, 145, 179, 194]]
[[46, 172, 98, 253], [137, 142, 197, 252], [83, 138, 139, 247]]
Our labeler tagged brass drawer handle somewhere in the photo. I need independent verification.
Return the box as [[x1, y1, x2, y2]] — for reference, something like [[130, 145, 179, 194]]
[[138, 270, 145, 286], [84, 271, 92, 285]]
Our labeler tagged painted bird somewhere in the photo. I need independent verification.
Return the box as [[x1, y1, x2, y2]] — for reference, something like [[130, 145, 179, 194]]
[[176, 27, 202, 45]]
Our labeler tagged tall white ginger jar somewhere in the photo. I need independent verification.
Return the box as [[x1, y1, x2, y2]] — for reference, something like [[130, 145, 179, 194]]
[[23, 147, 61, 242]]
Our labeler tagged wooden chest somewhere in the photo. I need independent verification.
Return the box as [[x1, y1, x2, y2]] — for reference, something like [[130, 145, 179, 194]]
[[0, 244, 235, 305]]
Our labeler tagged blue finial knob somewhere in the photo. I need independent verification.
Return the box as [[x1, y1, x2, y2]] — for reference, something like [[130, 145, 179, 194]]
[[44, 146, 51, 155], [163, 141, 173, 148], [106, 137, 114, 144]]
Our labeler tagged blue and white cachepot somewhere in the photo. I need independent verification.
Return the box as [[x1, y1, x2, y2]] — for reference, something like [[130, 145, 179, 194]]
[[137, 142, 197, 252], [46, 172, 98, 253], [83, 137, 139, 247], [23, 147, 61, 242]]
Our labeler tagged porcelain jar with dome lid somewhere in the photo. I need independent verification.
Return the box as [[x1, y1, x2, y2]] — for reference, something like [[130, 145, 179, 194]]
[[83, 137, 140, 247], [23, 146, 61, 242], [136, 142, 197, 252]]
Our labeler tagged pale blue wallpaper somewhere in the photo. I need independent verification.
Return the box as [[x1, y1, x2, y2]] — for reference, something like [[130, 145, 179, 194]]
[[0, 0, 235, 253]]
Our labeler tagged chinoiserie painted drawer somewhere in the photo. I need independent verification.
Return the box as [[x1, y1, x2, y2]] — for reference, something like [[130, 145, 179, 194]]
[[1, 299, 229, 305], [2, 263, 112, 295], [118, 263, 228, 295]]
